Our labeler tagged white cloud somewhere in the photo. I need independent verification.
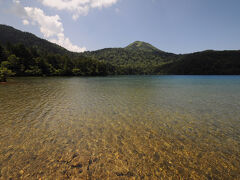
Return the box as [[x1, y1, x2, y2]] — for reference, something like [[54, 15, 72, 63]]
[[10, 0, 120, 52], [24, 7, 63, 38], [50, 33, 86, 52], [22, 19, 29, 25], [39, 0, 119, 20], [22, 7, 86, 52], [90, 0, 118, 8], [13, 0, 20, 4]]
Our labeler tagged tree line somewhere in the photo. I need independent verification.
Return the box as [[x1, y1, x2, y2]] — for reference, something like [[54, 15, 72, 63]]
[[0, 43, 117, 81], [0, 42, 175, 82], [1, 42, 240, 82]]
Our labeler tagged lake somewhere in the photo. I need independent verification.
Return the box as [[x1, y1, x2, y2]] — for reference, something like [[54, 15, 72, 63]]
[[0, 76, 240, 179]]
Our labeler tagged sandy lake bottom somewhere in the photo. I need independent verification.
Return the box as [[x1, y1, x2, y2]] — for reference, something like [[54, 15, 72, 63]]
[[0, 76, 240, 179]]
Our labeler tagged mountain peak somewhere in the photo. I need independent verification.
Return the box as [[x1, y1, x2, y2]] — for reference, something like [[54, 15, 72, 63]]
[[125, 41, 161, 52]]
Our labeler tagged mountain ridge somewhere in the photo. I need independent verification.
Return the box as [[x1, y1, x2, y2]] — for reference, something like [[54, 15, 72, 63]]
[[0, 24, 75, 56], [1, 24, 240, 76]]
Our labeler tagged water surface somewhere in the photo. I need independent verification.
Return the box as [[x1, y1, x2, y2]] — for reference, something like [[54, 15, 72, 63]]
[[0, 76, 240, 179]]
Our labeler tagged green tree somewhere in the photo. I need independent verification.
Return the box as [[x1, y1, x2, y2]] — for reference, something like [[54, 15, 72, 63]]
[[7, 54, 22, 73], [63, 57, 73, 75], [72, 68, 82, 76], [0, 61, 15, 82], [0, 45, 6, 63]]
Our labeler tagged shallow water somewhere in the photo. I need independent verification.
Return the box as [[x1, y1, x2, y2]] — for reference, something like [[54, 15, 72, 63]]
[[0, 76, 240, 179]]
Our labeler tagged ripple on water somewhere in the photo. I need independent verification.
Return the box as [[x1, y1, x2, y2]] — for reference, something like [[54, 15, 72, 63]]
[[0, 76, 240, 179]]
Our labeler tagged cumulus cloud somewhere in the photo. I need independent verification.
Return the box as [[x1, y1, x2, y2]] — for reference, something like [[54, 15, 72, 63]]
[[39, 0, 119, 20], [10, 0, 120, 52], [23, 7, 86, 52], [22, 19, 29, 25], [50, 33, 86, 52], [24, 7, 63, 38]]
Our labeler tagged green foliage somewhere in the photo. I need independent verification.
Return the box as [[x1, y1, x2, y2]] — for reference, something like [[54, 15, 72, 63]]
[[0, 62, 15, 82], [0, 43, 115, 77], [7, 55, 22, 73], [125, 41, 162, 52], [0, 45, 7, 63], [0, 24, 76, 56], [0, 25, 117, 77], [83, 45, 178, 74], [1, 41, 240, 77], [1, 24, 240, 76], [83, 41, 180, 75], [84, 44, 240, 75], [158, 50, 240, 75]]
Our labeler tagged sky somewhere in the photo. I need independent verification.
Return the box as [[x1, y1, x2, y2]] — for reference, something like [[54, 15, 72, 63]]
[[0, 0, 240, 54]]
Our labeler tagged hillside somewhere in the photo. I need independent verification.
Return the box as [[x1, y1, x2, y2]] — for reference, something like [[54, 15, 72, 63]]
[[0, 24, 115, 79], [157, 50, 240, 75], [83, 41, 178, 74], [84, 43, 240, 75], [125, 41, 162, 52], [1, 24, 240, 76], [0, 24, 75, 56], [83, 47, 178, 74]]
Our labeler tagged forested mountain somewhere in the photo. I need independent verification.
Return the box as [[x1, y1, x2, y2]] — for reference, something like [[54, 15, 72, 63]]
[[83, 41, 179, 74], [158, 50, 240, 75], [1, 24, 240, 82], [84, 41, 177, 65], [83, 42, 240, 75], [0, 24, 75, 56], [0, 24, 115, 81]]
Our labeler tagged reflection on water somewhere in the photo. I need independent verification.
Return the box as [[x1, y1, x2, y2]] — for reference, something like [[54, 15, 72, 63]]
[[0, 76, 240, 179]]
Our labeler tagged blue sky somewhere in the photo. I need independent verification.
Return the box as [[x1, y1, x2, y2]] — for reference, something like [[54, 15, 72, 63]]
[[0, 0, 240, 53]]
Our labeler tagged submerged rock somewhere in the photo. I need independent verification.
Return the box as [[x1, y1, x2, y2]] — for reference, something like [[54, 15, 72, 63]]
[[153, 152, 160, 162]]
